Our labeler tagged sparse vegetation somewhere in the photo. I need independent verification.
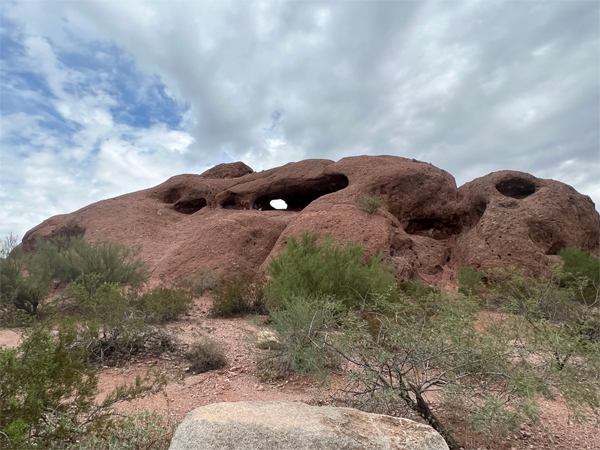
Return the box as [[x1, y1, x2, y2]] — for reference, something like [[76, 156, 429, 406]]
[[262, 234, 600, 450], [55, 411, 176, 450], [457, 266, 485, 295], [176, 270, 217, 297], [266, 232, 395, 310], [357, 194, 385, 214], [0, 320, 167, 449], [210, 273, 267, 317], [185, 337, 227, 374]]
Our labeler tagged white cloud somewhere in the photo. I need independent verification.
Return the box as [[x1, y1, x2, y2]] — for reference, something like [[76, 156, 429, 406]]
[[1, 0, 598, 239]]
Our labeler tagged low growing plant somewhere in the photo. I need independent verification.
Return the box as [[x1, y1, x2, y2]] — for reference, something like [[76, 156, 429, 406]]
[[210, 274, 267, 317], [0, 320, 166, 449], [457, 267, 485, 295], [357, 194, 385, 214], [266, 232, 395, 310], [185, 337, 227, 374]]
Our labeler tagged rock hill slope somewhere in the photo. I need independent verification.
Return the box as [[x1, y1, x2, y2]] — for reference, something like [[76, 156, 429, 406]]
[[23, 156, 600, 285]]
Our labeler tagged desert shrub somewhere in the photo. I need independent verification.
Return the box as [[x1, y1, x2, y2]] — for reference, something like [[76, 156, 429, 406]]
[[31, 236, 148, 288], [136, 286, 192, 324], [1, 250, 50, 316], [266, 294, 343, 376], [457, 267, 485, 295], [559, 247, 600, 284], [210, 274, 267, 317], [66, 278, 178, 366], [177, 270, 217, 297], [54, 411, 176, 450], [327, 283, 600, 450], [266, 232, 395, 310], [0, 321, 166, 449], [357, 194, 385, 214], [559, 247, 599, 303], [185, 337, 227, 374]]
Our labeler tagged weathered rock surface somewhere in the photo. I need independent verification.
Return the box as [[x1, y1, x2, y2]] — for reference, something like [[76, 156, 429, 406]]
[[22, 155, 599, 284], [168, 401, 449, 450]]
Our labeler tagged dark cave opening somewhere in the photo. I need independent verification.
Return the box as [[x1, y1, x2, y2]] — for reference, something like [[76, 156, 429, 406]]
[[253, 173, 349, 211], [174, 198, 207, 214], [496, 178, 536, 199]]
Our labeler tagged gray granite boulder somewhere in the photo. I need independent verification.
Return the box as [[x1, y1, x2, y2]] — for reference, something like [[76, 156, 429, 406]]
[[168, 401, 449, 450]]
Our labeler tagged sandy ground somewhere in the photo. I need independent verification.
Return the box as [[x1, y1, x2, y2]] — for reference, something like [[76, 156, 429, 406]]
[[2, 296, 599, 449]]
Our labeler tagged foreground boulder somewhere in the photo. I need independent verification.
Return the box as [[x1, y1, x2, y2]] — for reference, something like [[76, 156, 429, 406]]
[[22, 156, 599, 284], [168, 401, 449, 450]]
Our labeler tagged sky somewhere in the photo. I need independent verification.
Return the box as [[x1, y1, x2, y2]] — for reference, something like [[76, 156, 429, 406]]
[[1, 0, 598, 240]]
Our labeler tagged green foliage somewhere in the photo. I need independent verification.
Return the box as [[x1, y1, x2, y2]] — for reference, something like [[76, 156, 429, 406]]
[[31, 236, 149, 288], [136, 286, 193, 324], [457, 267, 485, 296], [0, 321, 166, 449], [54, 411, 176, 450], [266, 232, 395, 310], [267, 294, 342, 376], [1, 236, 149, 317], [66, 278, 180, 366], [559, 247, 599, 303], [210, 274, 267, 317], [185, 337, 227, 374], [559, 247, 600, 284], [357, 194, 385, 214], [0, 252, 49, 315], [329, 281, 600, 450]]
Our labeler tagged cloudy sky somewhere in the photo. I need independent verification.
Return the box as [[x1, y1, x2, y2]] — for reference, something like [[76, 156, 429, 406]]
[[1, 0, 598, 239]]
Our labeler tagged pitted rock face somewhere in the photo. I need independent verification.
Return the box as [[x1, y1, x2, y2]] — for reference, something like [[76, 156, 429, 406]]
[[21, 156, 600, 284]]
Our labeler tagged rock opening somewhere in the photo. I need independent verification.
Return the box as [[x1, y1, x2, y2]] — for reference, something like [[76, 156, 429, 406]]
[[270, 199, 288, 210], [240, 173, 349, 211], [174, 198, 207, 214], [496, 178, 536, 199]]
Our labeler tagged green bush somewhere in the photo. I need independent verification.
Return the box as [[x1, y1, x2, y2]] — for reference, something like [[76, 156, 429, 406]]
[[66, 278, 179, 366], [559, 247, 600, 284], [31, 236, 149, 288], [185, 337, 227, 374], [266, 232, 395, 310], [210, 274, 267, 317], [457, 267, 485, 295], [332, 287, 600, 450], [1, 252, 49, 315], [136, 286, 192, 324], [0, 321, 166, 449], [267, 294, 343, 376], [357, 194, 385, 214]]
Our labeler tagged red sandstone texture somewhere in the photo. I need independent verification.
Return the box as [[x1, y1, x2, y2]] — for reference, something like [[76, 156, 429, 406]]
[[22, 155, 600, 285]]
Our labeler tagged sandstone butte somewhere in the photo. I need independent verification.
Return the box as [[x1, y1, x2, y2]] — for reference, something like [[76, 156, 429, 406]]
[[22, 155, 600, 285]]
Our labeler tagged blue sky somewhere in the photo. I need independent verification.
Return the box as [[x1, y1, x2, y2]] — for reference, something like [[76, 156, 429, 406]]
[[1, 1, 599, 239]]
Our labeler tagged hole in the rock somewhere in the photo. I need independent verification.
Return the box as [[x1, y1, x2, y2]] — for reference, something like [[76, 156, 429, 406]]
[[251, 173, 349, 211], [545, 242, 565, 256], [269, 199, 288, 210], [496, 178, 536, 199], [404, 218, 462, 240], [174, 198, 207, 214]]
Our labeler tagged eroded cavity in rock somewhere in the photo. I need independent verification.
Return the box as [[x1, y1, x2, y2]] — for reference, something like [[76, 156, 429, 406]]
[[496, 177, 536, 199]]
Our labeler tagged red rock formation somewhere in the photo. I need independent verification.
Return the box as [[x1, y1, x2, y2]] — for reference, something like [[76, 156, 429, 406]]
[[22, 156, 600, 285]]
